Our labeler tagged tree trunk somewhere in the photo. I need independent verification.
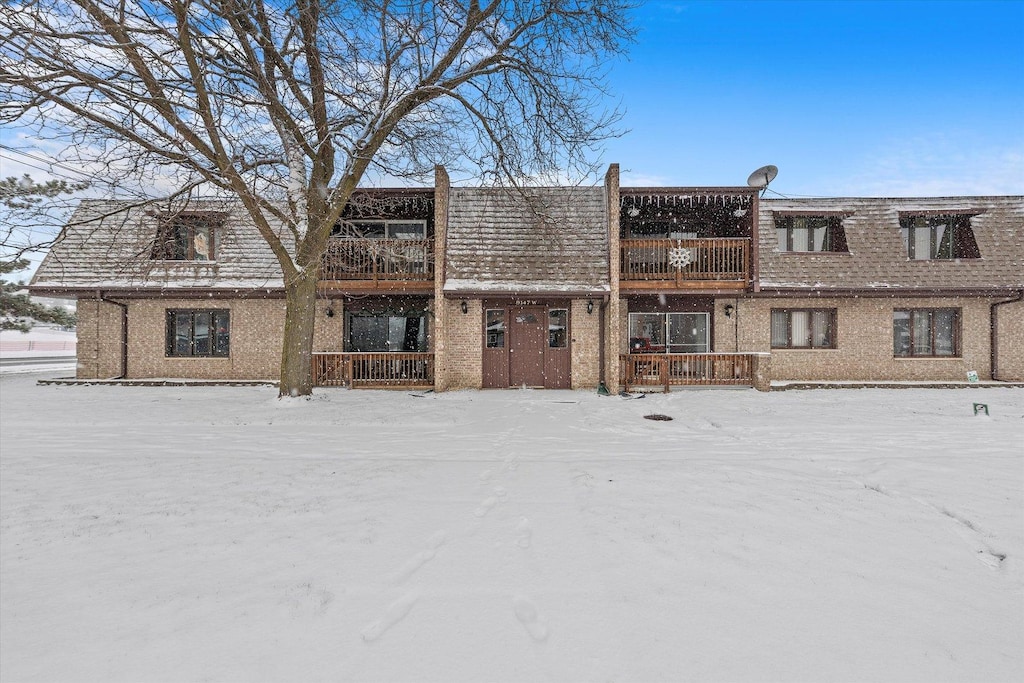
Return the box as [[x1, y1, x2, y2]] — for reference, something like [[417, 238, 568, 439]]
[[279, 268, 319, 397]]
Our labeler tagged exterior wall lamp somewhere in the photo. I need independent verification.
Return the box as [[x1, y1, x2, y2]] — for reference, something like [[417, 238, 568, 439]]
[[724, 303, 734, 318], [326, 307, 335, 318], [587, 300, 594, 314], [460, 300, 468, 314]]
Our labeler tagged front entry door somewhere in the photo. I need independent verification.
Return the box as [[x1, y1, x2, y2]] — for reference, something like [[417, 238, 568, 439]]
[[508, 306, 546, 387]]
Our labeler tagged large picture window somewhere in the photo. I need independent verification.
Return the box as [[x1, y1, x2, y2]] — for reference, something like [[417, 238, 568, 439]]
[[346, 311, 428, 352], [775, 216, 848, 252], [771, 309, 836, 349], [899, 215, 980, 260], [152, 215, 218, 261], [628, 312, 709, 353], [893, 309, 960, 357], [166, 310, 230, 357]]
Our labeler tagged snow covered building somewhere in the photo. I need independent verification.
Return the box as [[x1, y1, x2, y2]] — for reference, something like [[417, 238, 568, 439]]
[[30, 165, 1024, 389]]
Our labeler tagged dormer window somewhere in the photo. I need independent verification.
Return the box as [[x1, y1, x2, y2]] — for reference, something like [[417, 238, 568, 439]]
[[900, 214, 980, 260], [151, 214, 219, 261], [775, 215, 848, 252]]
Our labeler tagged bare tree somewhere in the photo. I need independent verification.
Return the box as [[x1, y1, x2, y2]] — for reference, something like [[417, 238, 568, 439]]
[[0, 0, 633, 396]]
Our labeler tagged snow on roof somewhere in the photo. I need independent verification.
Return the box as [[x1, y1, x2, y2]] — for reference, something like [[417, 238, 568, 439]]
[[759, 196, 1024, 291], [445, 186, 609, 292]]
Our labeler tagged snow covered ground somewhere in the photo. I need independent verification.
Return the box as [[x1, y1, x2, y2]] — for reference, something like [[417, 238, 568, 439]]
[[1, 373, 1022, 682]]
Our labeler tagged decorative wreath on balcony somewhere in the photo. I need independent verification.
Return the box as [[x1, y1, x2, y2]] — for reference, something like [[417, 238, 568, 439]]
[[668, 246, 693, 269]]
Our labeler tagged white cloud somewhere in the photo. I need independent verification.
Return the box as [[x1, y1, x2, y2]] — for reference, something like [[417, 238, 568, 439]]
[[832, 134, 1024, 197]]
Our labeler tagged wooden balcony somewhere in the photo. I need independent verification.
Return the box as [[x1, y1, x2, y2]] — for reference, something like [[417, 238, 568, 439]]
[[312, 352, 434, 389], [620, 353, 757, 391], [620, 238, 749, 290], [319, 238, 434, 291]]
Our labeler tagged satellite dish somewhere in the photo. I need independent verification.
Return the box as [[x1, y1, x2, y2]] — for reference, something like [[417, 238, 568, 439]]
[[746, 165, 778, 193]]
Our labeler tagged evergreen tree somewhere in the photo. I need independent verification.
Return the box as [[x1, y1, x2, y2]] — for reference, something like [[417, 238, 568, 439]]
[[1, 258, 77, 332], [1, 175, 86, 332]]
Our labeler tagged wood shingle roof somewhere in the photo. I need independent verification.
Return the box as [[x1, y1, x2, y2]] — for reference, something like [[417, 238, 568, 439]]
[[443, 186, 609, 295], [31, 199, 287, 292], [758, 196, 1024, 292]]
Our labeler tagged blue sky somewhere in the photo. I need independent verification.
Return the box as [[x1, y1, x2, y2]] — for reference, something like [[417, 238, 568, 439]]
[[1, 0, 1021, 201], [602, 0, 1024, 196]]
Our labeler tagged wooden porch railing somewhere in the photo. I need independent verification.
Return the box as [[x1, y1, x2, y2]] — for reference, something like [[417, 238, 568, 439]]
[[620, 238, 749, 284], [620, 353, 756, 391], [312, 352, 434, 388], [320, 238, 434, 281]]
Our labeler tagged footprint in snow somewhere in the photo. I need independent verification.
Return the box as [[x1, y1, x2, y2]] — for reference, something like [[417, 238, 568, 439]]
[[389, 530, 448, 585], [361, 590, 419, 642], [474, 496, 498, 518], [513, 596, 548, 642]]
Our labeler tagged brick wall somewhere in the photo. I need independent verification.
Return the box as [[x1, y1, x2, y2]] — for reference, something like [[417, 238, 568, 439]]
[[76, 299, 125, 379], [313, 299, 344, 352], [124, 298, 285, 379], [570, 299, 601, 389], [994, 298, 1024, 381], [737, 296, 997, 381], [438, 298, 482, 390]]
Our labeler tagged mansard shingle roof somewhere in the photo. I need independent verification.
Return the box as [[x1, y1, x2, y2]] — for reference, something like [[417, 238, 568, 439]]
[[31, 199, 287, 292], [443, 186, 609, 294], [758, 196, 1024, 292]]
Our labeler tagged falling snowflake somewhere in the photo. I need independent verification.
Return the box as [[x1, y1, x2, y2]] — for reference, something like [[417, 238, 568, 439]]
[[668, 246, 693, 269]]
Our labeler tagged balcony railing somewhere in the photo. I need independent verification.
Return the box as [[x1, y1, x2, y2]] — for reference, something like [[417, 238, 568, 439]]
[[620, 238, 749, 287], [620, 353, 756, 391], [320, 238, 434, 282], [312, 352, 434, 388]]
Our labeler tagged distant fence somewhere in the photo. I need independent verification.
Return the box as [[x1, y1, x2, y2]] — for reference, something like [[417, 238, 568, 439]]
[[0, 340, 77, 352]]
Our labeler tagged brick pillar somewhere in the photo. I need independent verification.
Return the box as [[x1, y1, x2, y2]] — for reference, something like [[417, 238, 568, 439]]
[[752, 353, 772, 391], [605, 163, 621, 392], [433, 165, 452, 391]]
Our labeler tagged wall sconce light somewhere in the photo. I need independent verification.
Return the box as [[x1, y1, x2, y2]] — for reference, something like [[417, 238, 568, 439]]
[[587, 300, 594, 314], [326, 307, 335, 318], [460, 300, 468, 314], [724, 304, 734, 318]]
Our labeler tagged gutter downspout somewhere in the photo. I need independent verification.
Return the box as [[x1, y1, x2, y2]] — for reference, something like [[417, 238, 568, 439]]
[[990, 289, 1024, 382], [598, 293, 610, 389], [99, 293, 129, 379]]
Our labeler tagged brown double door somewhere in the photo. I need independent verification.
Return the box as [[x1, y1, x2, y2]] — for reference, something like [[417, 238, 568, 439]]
[[483, 304, 570, 389]]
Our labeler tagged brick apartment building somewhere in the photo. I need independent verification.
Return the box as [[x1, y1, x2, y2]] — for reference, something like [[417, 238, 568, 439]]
[[30, 165, 1024, 390]]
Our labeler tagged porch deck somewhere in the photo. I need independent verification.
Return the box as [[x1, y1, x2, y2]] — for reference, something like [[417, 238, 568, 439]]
[[619, 238, 749, 290], [620, 352, 758, 391], [312, 352, 434, 389], [319, 238, 434, 291]]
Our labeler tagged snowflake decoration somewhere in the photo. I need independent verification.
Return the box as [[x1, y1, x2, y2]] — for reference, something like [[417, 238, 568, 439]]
[[668, 246, 693, 269]]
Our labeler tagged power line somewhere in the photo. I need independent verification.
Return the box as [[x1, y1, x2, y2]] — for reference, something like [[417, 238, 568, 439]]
[[0, 145, 95, 181]]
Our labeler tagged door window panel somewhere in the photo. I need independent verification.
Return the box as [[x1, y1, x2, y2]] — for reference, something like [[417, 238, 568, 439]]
[[548, 309, 567, 348]]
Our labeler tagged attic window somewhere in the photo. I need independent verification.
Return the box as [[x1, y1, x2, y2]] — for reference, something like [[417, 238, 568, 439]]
[[899, 214, 980, 260], [152, 214, 219, 261], [775, 215, 848, 252]]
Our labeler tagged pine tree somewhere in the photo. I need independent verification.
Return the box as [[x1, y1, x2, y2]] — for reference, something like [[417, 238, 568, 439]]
[[1, 259, 76, 332], [1, 175, 86, 332]]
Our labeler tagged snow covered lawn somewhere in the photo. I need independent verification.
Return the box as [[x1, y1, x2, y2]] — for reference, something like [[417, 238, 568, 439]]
[[2, 374, 1022, 682]]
